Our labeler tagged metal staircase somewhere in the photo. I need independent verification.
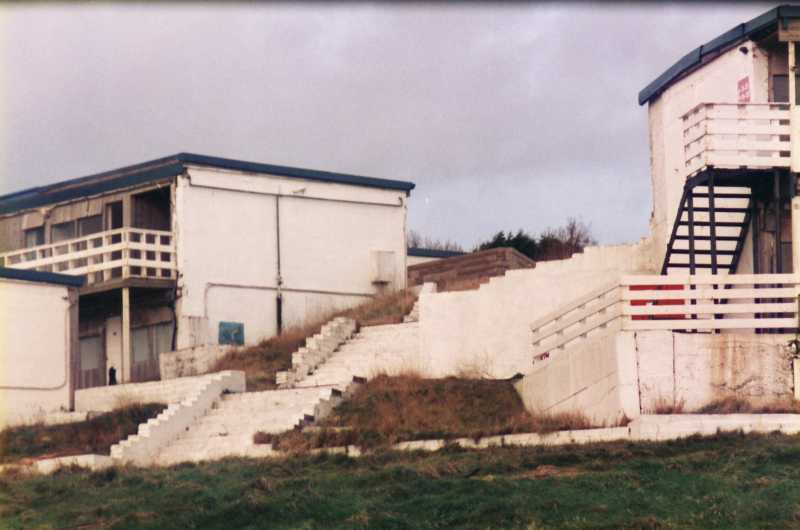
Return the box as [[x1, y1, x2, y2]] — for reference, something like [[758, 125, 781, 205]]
[[662, 172, 754, 275]]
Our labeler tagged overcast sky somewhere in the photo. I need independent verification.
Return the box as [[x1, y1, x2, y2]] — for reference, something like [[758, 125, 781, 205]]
[[0, 2, 776, 248]]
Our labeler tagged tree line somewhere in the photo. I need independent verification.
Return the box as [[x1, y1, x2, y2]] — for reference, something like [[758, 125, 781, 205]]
[[407, 217, 596, 262]]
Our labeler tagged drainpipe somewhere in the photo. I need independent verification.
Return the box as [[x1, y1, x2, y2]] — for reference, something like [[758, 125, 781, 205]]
[[276, 194, 283, 335]]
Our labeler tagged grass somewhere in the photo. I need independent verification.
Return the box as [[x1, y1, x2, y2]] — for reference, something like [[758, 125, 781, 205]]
[[6, 432, 800, 528], [212, 289, 417, 391], [257, 374, 593, 451], [695, 396, 800, 414], [0, 403, 166, 464]]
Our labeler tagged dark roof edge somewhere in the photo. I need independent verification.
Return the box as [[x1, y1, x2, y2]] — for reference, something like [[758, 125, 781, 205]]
[[0, 162, 183, 216], [0, 267, 85, 287], [0, 153, 416, 216], [638, 5, 800, 105], [407, 247, 467, 258], [177, 153, 416, 193]]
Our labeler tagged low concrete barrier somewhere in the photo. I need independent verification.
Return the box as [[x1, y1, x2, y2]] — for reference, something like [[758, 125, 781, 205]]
[[160, 344, 229, 380], [75, 373, 218, 412]]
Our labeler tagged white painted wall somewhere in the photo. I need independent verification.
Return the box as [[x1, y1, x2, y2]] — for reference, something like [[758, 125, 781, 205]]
[[636, 331, 793, 411], [417, 241, 657, 379], [515, 331, 639, 426], [0, 279, 75, 427], [646, 40, 769, 268], [515, 329, 794, 425], [174, 167, 408, 348]]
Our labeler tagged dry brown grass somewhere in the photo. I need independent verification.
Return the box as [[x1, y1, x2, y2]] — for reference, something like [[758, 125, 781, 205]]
[[256, 373, 596, 451], [212, 289, 418, 391], [695, 396, 800, 414], [650, 397, 686, 414], [0, 403, 165, 463]]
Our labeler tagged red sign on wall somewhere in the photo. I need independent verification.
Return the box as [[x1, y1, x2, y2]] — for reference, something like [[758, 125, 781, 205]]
[[738, 77, 751, 103]]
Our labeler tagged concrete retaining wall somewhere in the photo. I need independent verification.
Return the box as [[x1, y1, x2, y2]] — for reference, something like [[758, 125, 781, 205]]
[[417, 240, 657, 378], [514, 331, 640, 425], [75, 373, 220, 412], [636, 331, 794, 412], [159, 344, 228, 380], [515, 330, 795, 423]]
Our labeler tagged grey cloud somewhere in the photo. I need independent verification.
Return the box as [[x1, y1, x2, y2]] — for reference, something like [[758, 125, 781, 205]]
[[0, 2, 776, 247]]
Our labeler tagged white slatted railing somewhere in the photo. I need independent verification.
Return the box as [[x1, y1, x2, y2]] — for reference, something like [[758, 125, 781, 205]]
[[682, 102, 791, 178], [0, 228, 176, 286], [531, 274, 800, 361]]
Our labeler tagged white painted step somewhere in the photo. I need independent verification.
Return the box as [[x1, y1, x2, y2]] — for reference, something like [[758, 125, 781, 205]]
[[155, 387, 327, 465]]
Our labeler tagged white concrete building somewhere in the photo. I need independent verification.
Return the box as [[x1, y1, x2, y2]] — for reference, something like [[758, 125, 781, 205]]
[[0, 268, 82, 427], [0, 153, 414, 391]]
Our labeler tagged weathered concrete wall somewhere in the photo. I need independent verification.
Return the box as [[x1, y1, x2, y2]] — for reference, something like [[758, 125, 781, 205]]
[[417, 241, 657, 378], [515, 329, 794, 423], [75, 373, 218, 412], [159, 344, 229, 380], [636, 331, 793, 412], [174, 167, 408, 349], [0, 279, 77, 427], [515, 331, 640, 426], [407, 247, 535, 292]]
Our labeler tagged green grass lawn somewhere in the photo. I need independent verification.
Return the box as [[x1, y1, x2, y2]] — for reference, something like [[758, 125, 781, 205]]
[[4, 432, 800, 529]]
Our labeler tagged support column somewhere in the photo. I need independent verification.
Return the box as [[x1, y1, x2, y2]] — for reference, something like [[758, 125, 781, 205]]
[[122, 287, 132, 383]]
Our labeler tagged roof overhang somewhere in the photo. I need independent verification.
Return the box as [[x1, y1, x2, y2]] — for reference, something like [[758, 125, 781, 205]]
[[0, 266, 85, 287], [0, 153, 416, 216]]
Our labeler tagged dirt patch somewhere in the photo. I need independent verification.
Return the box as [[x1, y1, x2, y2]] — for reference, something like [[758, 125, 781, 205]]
[[477, 465, 584, 482]]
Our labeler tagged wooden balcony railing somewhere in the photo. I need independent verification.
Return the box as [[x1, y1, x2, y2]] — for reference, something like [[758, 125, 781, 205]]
[[0, 228, 176, 286], [531, 274, 800, 362], [682, 102, 791, 178]]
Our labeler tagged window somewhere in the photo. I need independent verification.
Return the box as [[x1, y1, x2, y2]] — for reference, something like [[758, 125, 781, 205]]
[[772, 74, 800, 103], [51, 221, 75, 243], [24, 227, 44, 248], [78, 215, 103, 236], [106, 202, 123, 230]]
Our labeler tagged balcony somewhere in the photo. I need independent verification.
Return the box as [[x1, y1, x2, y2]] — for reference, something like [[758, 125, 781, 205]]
[[0, 228, 177, 288], [681, 102, 791, 178]]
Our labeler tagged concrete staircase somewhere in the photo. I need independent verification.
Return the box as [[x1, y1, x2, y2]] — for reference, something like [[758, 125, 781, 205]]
[[155, 387, 342, 465], [293, 321, 421, 389], [131, 305, 421, 466]]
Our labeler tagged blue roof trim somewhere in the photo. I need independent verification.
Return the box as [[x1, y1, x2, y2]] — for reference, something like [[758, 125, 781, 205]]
[[0, 153, 416, 215], [638, 5, 799, 105], [0, 267, 85, 287], [408, 247, 466, 259], [176, 153, 416, 194], [0, 162, 183, 215]]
